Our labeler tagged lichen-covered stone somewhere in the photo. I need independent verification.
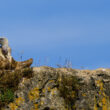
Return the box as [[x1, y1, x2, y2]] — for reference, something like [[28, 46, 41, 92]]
[[1, 67, 110, 110]]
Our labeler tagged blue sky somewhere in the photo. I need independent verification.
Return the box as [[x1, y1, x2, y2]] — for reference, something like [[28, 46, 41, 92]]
[[0, 0, 110, 69]]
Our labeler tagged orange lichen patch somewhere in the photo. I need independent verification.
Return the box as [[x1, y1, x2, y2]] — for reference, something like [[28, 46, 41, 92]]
[[94, 97, 98, 110], [8, 97, 24, 110], [47, 87, 51, 91], [102, 97, 107, 110], [9, 103, 18, 110], [49, 80, 54, 83], [15, 97, 24, 106], [34, 104, 38, 109], [102, 97, 106, 105], [94, 106, 98, 110], [82, 93, 86, 97], [28, 87, 39, 101], [94, 80, 110, 110]]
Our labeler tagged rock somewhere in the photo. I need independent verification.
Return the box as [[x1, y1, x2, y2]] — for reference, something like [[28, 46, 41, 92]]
[[1, 67, 110, 110]]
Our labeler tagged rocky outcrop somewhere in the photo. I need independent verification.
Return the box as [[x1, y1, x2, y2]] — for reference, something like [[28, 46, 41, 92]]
[[1, 67, 110, 110], [0, 38, 110, 110]]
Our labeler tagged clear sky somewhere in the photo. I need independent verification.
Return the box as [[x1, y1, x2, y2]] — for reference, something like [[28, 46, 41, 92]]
[[0, 0, 110, 69]]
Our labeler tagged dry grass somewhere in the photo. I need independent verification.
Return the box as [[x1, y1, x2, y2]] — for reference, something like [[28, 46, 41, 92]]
[[57, 72, 80, 110]]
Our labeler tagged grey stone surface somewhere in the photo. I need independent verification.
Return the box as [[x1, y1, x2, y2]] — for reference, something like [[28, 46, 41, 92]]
[[2, 67, 110, 110]]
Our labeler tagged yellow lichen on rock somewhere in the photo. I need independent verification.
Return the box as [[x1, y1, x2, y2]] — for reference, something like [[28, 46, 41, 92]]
[[28, 87, 39, 101], [15, 97, 24, 106], [30, 104, 38, 110], [102, 97, 107, 110], [94, 80, 110, 110], [94, 96, 98, 110], [34, 104, 38, 110], [8, 97, 24, 110], [47, 87, 51, 91], [42, 88, 45, 93], [9, 103, 18, 110], [82, 93, 86, 97], [96, 80, 103, 91]]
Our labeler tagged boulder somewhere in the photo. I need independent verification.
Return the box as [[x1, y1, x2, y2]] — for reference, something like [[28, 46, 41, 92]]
[[2, 66, 110, 110]]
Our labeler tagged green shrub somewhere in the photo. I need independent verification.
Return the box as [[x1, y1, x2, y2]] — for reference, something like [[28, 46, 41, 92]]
[[0, 88, 14, 102]]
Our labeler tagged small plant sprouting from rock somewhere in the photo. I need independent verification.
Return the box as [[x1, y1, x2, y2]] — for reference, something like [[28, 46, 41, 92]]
[[0, 88, 14, 107], [0, 68, 33, 108]]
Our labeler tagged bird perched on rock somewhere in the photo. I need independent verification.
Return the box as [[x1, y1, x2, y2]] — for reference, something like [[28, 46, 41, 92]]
[[0, 37, 33, 70], [0, 37, 12, 62]]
